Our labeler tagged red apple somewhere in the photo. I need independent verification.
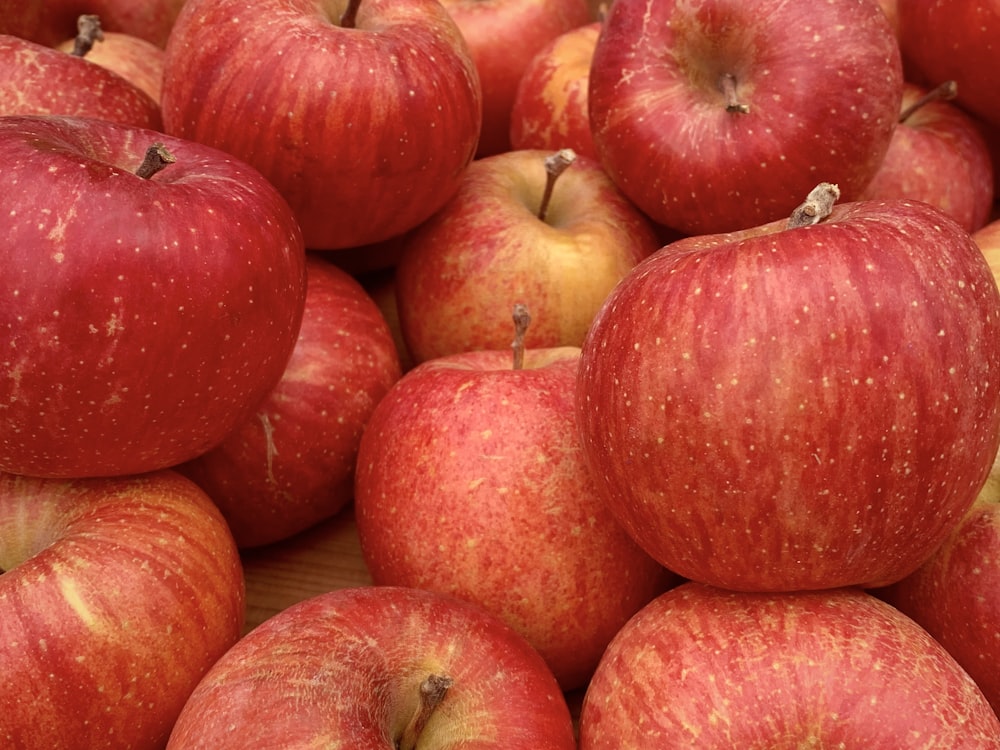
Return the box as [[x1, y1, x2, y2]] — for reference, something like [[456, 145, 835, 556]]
[[440, 0, 591, 158], [0, 114, 307, 478], [579, 583, 1000, 747], [161, 0, 482, 251], [588, 0, 903, 235], [876, 444, 1000, 714], [0, 0, 187, 49], [576, 187, 1000, 592], [354, 323, 674, 691], [860, 80, 995, 233], [898, 1, 1000, 130], [178, 255, 402, 549], [975, 217, 1000, 284], [358, 267, 417, 373], [0, 470, 245, 749], [0, 34, 161, 129], [395, 148, 660, 364], [509, 21, 600, 160], [166, 586, 577, 748]]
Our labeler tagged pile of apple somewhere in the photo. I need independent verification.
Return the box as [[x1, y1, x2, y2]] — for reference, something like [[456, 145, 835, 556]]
[[2, 0, 1000, 746]]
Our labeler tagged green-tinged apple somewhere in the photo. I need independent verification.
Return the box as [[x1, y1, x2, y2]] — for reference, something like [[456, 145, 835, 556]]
[[178, 255, 402, 549], [0, 0, 187, 48], [876, 447, 1000, 714], [395, 148, 660, 364], [166, 586, 577, 749], [161, 0, 482, 250], [440, 0, 591, 158], [898, 2, 1000, 130], [355, 309, 675, 691], [0, 114, 307, 478], [860, 80, 994, 233], [0, 34, 161, 129], [588, 0, 903, 235], [579, 583, 1000, 747], [509, 21, 600, 160], [576, 185, 1000, 591], [0, 470, 245, 750]]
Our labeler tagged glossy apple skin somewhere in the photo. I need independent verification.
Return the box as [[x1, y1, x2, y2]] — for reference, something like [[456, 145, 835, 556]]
[[440, 0, 591, 158], [860, 81, 995, 233], [355, 347, 674, 690], [876, 450, 1000, 714], [510, 22, 600, 160], [588, 0, 902, 235], [166, 586, 577, 749], [395, 149, 660, 364], [0, 0, 187, 48], [0, 470, 245, 750], [576, 198, 1000, 591], [178, 256, 402, 549], [0, 115, 307, 478], [899, 1, 1000, 130], [0, 35, 161, 129], [56, 30, 166, 104], [161, 0, 482, 251], [579, 583, 1000, 748]]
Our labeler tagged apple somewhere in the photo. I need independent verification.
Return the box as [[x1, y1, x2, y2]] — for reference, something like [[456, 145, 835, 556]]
[[440, 0, 591, 158], [898, 1, 1000, 130], [0, 34, 161, 129], [509, 21, 601, 160], [0, 114, 307, 478], [55, 15, 167, 103], [974, 218, 1000, 284], [166, 585, 577, 748], [355, 312, 674, 691], [860, 80, 995, 233], [161, 0, 482, 251], [395, 148, 661, 364], [588, 0, 903, 236], [578, 582, 1000, 746], [875, 446, 1000, 714], [575, 186, 1000, 592], [0, 0, 187, 49], [178, 255, 402, 549], [0, 469, 245, 749], [358, 267, 417, 373]]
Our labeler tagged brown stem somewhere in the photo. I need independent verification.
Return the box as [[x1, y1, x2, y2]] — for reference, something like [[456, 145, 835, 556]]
[[397, 674, 453, 750], [898, 80, 958, 124], [787, 182, 840, 229], [340, 0, 362, 28], [70, 14, 104, 57], [719, 73, 750, 114], [512, 303, 531, 371], [135, 143, 176, 179], [538, 148, 576, 222]]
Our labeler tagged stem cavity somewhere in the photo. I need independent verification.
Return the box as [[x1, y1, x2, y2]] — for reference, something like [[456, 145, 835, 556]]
[[70, 14, 103, 57], [135, 143, 176, 180], [719, 73, 750, 114], [398, 673, 453, 750], [787, 182, 840, 229], [512, 303, 531, 371], [538, 148, 576, 222], [898, 80, 958, 124]]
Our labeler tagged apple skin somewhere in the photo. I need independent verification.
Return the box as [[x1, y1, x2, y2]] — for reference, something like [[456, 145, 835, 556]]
[[440, 0, 592, 158], [166, 586, 577, 749], [588, 0, 903, 236], [0, 470, 245, 750], [575, 197, 1000, 592], [56, 29, 167, 104], [0, 34, 161, 129], [395, 149, 661, 364], [178, 255, 402, 549], [161, 0, 482, 251], [0, 0, 187, 49], [860, 81, 995, 233], [875, 448, 1000, 714], [974, 218, 1000, 284], [578, 583, 1000, 747], [354, 346, 675, 691], [0, 114, 307, 478], [509, 21, 600, 160]]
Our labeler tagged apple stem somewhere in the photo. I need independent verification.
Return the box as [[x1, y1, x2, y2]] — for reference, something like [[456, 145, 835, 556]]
[[69, 14, 104, 57], [537, 148, 577, 222], [512, 303, 531, 370], [135, 143, 177, 179], [397, 673, 453, 750], [340, 0, 362, 29], [718, 73, 750, 114], [898, 80, 958, 124], [787, 182, 840, 229]]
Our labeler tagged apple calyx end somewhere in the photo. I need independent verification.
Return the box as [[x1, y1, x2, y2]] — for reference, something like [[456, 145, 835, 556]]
[[70, 14, 104, 57], [537, 148, 577, 222], [787, 182, 840, 229], [135, 143, 176, 180], [719, 73, 750, 115], [511, 303, 532, 370], [397, 673, 454, 750]]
